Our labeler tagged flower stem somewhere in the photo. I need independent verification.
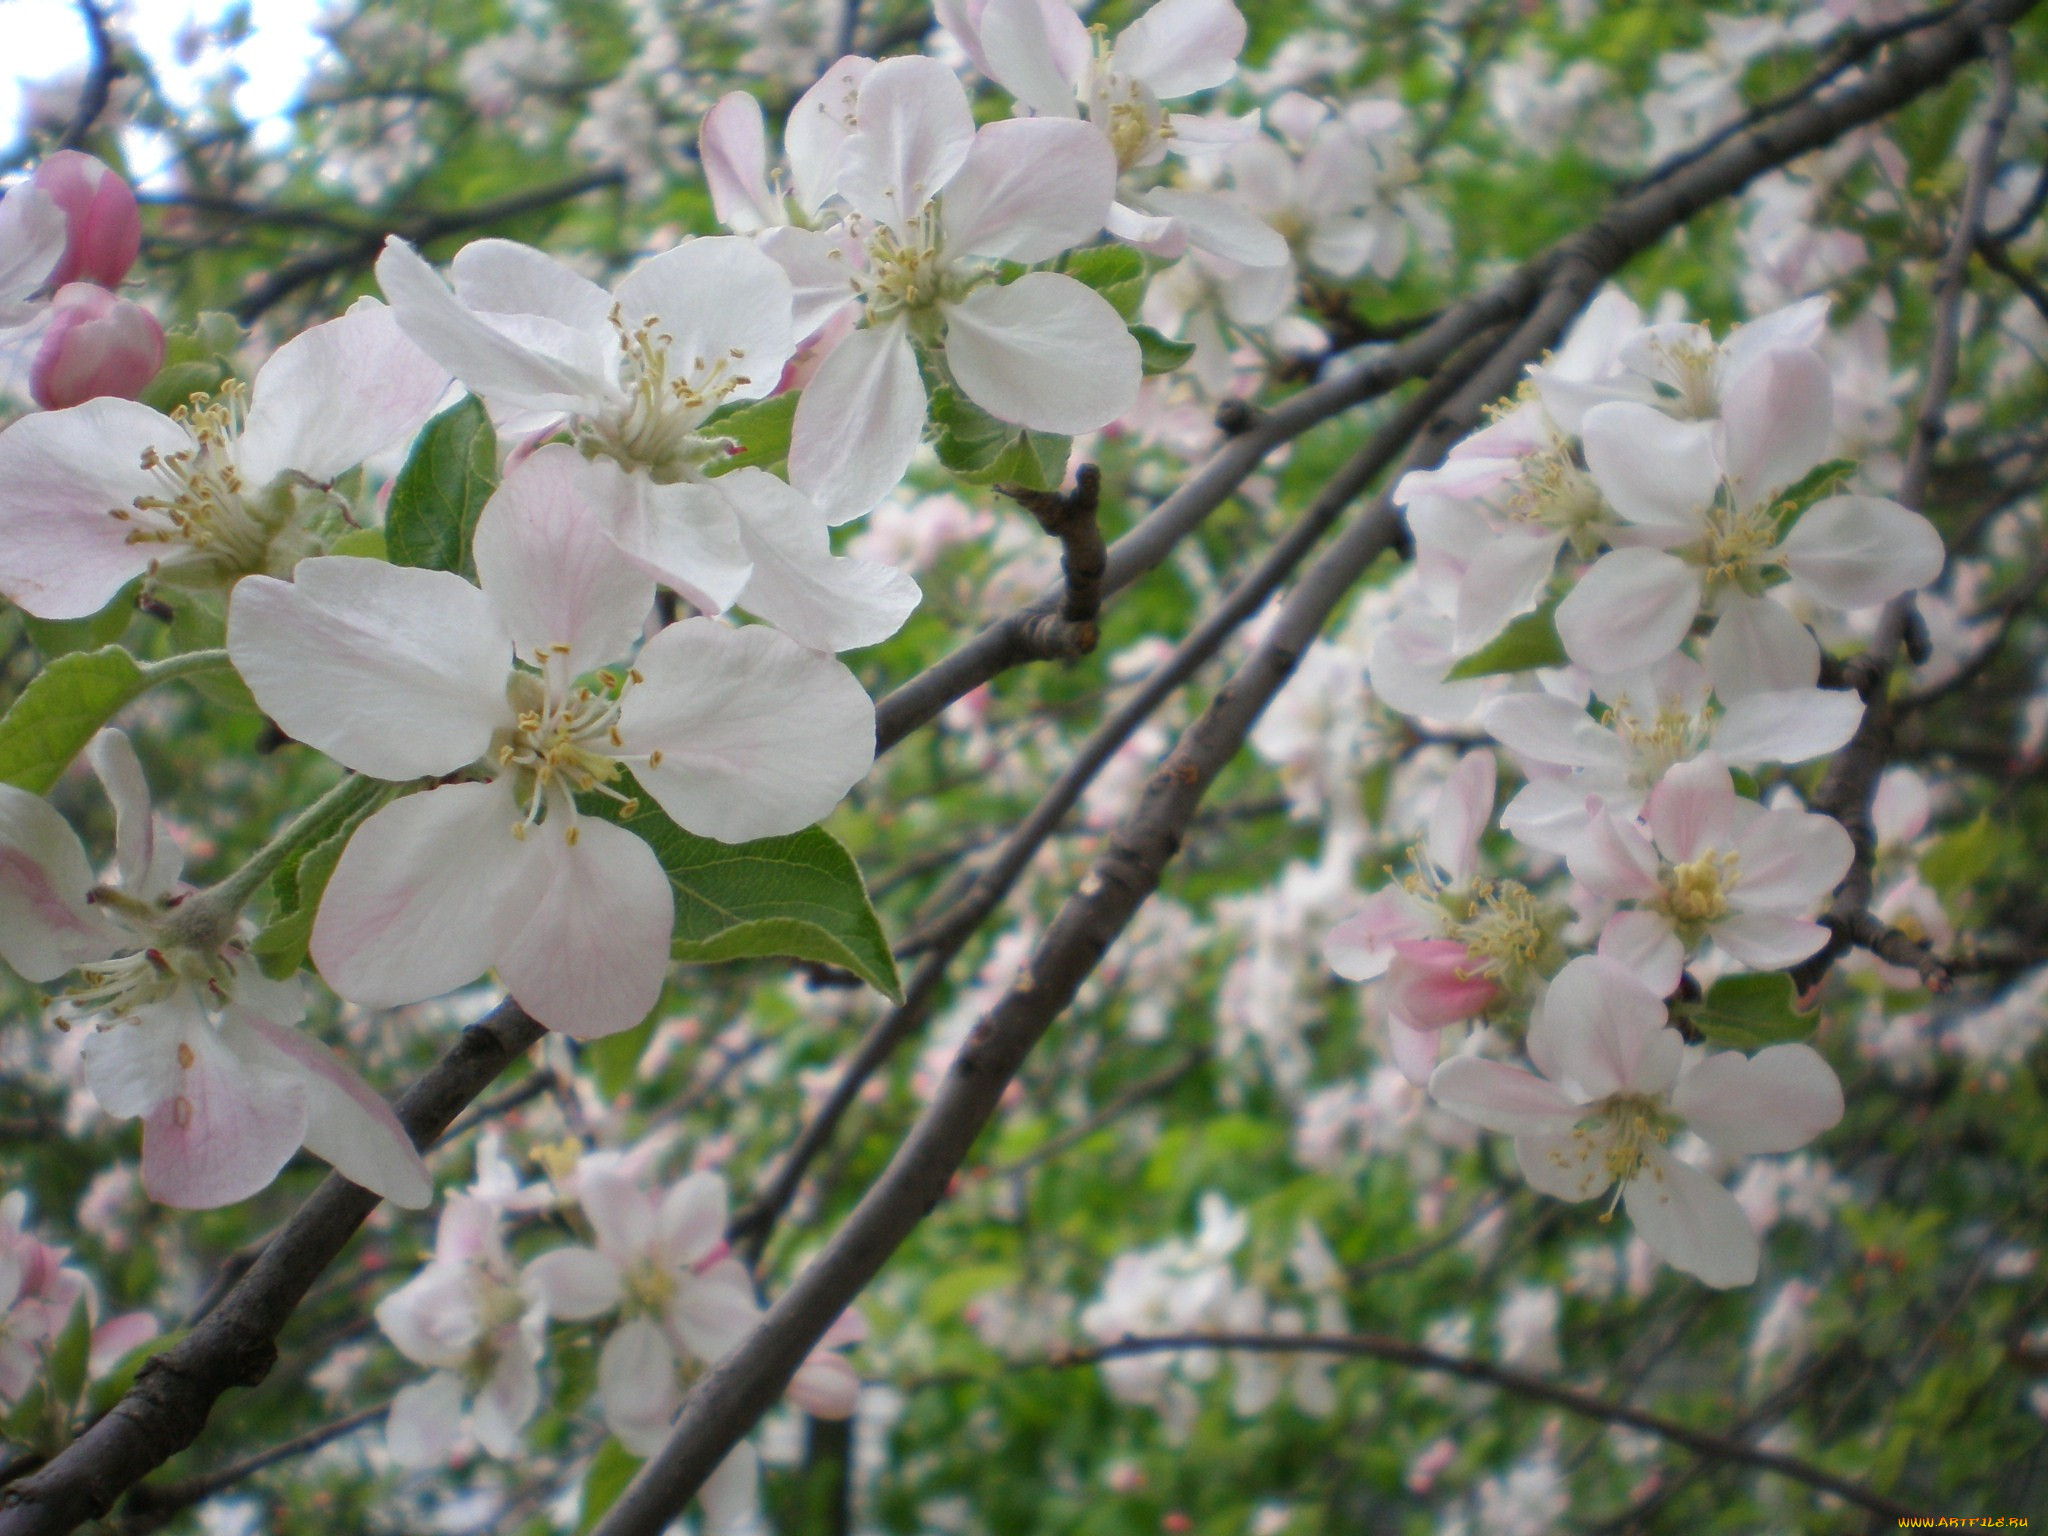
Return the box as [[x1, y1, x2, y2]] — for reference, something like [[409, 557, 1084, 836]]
[[139, 648, 232, 685]]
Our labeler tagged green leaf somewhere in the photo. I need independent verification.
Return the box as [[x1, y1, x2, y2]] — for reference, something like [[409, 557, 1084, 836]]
[[1772, 457, 1858, 522], [48, 1296, 91, 1414], [1919, 811, 1997, 897], [705, 390, 799, 476], [585, 790, 902, 1001], [385, 396, 498, 577], [0, 646, 148, 794], [584, 1016, 655, 1099], [139, 311, 244, 414], [1444, 602, 1567, 680], [253, 826, 354, 980], [980, 430, 1071, 492], [21, 590, 138, 659], [577, 1439, 646, 1534], [1131, 324, 1197, 376], [1063, 246, 1146, 319], [1688, 972, 1814, 1050], [327, 526, 388, 560]]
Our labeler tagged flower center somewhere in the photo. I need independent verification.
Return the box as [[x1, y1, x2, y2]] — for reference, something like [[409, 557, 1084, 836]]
[[1605, 697, 1708, 788], [495, 655, 656, 836], [114, 384, 283, 586], [1659, 849, 1738, 926], [1449, 878, 1553, 988], [859, 211, 955, 324], [624, 1257, 677, 1318], [584, 309, 754, 482], [1086, 39, 1169, 171], [1697, 498, 1780, 591], [1646, 337, 1720, 418], [1594, 1091, 1679, 1190], [1508, 440, 1612, 556]]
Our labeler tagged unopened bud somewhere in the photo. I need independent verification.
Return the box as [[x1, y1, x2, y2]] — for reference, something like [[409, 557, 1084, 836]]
[[32, 150, 143, 289], [30, 283, 166, 409]]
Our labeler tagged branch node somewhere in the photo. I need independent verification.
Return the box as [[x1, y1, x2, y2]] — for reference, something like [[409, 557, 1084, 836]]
[[1001, 465, 1106, 660]]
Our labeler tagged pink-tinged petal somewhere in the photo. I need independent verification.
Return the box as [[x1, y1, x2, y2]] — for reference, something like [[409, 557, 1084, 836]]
[[522, 1246, 623, 1320], [1500, 775, 1610, 856], [944, 272, 1140, 434], [1623, 1147, 1759, 1288], [231, 1012, 431, 1209], [1711, 687, 1862, 766], [590, 465, 753, 615], [0, 785, 120, 983], [786, 57, 876, 217], [1672, 1043, 1842, 1154], [789, 1350, 861, 1418], [942, 118, 1114, 262], [612, 238, 796, 405], [471, 1337, 541, 1457], [788, 319, 927, 524], [227, 559, 511, 781], [1388, 939, 1500, 1028], [311, 781, 533, 1010], [1712, 912, 1829, 968], [978, 0, 1087, 114], [700, 92, 781, 233], [1427, 1056, 1580, 1136], [33, 151, 140, 288], [1722, 295, 1830, 374], [1599, 910, 1685, 996], [385, 1372, 465, 1469], [86, 729, 178, 897], [493, 816, 672, 1040], [1720, 345, 1832, 507], [1366, 613, 1488, 723], [1645, 752, 1735, 864], [623, 618, 876, 843], [1483, 693, 1624, 773], [30, 284, 164, 410], [80, 1012, 181, 1118], [1730, 808, 1852, 913], [376, 238, 611, 415], [712, 469, 921, 650], [139, 1013, 310, 1210], [1387, 1017, 1442, 1086], [1453, 531, 1564, 654], [471, 445, 655, 671], [1778, 496, 1945, 609], [1322, 890, 1433, 981], [757, 224, 860, 340], [1515, 1130, 1616, 1202], [1566, 803, 1661, 904], [1427, 750, 1496, 884], [1872, 767, 1930, 847], [1581, 404, 1718, 530], [1111, 0, 1246, 97], [0, 182, 65, 304], [699, 1442, 762, 1536], [1530, 955, 1669, 1101], [1555, 548, 1701, 673], [1143, 188, 1288, 267], [0, 397, 174, 619], [656, 1171, 728, 1267], [1705, 594, 1819, 698], [669, 1258, 762, 1363], [238, 300, 450, 486], [599, 1315, 681, 1455], [88, 1312, 158, 1378], [839, 55, 976, 236], [576, 1156, 656, 1262]]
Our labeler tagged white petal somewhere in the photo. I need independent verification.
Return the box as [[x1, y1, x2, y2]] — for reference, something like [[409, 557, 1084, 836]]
[[669, 1259, 762, 1362], [522, 1246, 624, 1320], [786, 57, 876, 217], [1143, 187, 1288, 268], [385, 1373, 465, 1468], [622, 619, 876, 842], [227, 559, 510, 781], [1778, 496, 1946, 609], [656, 1171, 729, 1266], [1581, 403, 1719, 530], [699, 1442, 762, 1536], [1482, 694, 1624, 772], [1453, 531, 1564, 654], [238, 301, 451, 486], [1529, 955, 1670, 1101], [599, 1316, 680, 1455], [231, 1011, 432, 1209], [139, 1006, 311, 1209], [979, 0, 1087, 113], [838, 55, 976, 236], [472, 1339, 541, 1457], [0, 398, 172, 619], [1598, 910, 1685, 997], [1645, 752, 1735, 865], [612, 237, 797, 405], [1730, 808, 1852, 913], [788, 319, 927, 524], [1555, 548, 1701, 673], [719, 468, 922, 649], [1111, 0, 1246, 97], [1671, 1043, 1842, 1154], [1623, 1148, 1759, 1288], [86, 728, 176, 897], [1712, 912, 1830, 967], [311, 781, 534, 1010], [1719, 345, 1832, 508], [700, 92, 781, 233], [1565, 802, 1661, 903], [492, 815, 674, 1040], [472, 445, 655, 671], [80, 1012, 181, 1118], [758, 224, 860, 339], [944, 272, 1139, 434], [1427, 1056, 1581, 1136], [1711, 687, 1862, 766], [592, 464, 753, 615], [941, 118, 1115, 263], [1426, 750, 1495, 884], [1705, 594, 1819, 698], [0, 183, 64, 303], [451, 238, 615, 335], [1515, 1130, 1616, 1203], [0, 784, 120, 982]]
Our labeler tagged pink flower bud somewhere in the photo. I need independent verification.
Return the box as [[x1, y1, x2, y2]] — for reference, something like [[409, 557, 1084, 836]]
[[30, 283, 165, 410], [31, 150, 142, 289], [1385, 938, 1501, 1028]]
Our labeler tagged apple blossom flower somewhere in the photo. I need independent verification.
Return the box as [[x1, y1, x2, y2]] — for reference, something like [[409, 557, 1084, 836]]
[[0, 180, 65, 325], [778, 54, 1140, 520], [1483, 652, 1864, 853], [30, 151, 142, 291], [1568, 752, 1854, 984], [1428, 955, 1844, 1287], [937, 0, 1278, 262], [29, 282, 165, 410], [0, 298, 448, 620], [378, 1187, 618, 1466], [0, 1192, 157, 1407], [0, 730, 431, 1210], [226, 445, 876, 1039], [699, 58, 872, 246]]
